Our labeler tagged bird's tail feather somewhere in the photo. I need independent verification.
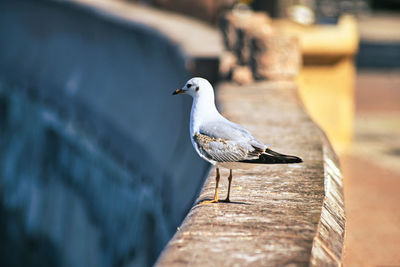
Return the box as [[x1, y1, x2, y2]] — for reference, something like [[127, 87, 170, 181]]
[[240, 148, 302, 164]]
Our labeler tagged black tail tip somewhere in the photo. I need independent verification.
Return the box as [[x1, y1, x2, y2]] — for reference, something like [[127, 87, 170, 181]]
[[294, 157, 303, 163], [286, 155, 303, 163]]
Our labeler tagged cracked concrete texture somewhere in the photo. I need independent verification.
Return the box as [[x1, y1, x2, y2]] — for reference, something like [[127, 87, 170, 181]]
[[157, 81, 344, 266]]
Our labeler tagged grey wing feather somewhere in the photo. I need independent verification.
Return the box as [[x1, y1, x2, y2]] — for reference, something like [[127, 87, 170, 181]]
[[193, 134, 247, 162], [193, 132, 263, 163], [199, 121, 251, 140], [199, 120, 266, 149]]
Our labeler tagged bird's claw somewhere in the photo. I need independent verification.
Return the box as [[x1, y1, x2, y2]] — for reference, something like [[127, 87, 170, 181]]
[[199, 199, 219, 205]]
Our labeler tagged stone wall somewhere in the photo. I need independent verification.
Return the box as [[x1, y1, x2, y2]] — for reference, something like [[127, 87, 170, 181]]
[[0, 0, 215, 266]]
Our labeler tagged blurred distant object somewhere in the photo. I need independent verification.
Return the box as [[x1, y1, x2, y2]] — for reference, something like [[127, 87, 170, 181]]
[[251, 33, 300, 80], [370, 0, 400, 10], [133, 0, 372, 25], [355, 70, 400, 113], [149, 0, 235, 23], [231, 65, 254, 84], [221, 10, 272, 54], [219, 10, 301, 83], [274, 15, 358, 56], [287, 4, 315, 25], [251, 0, 369, 23], [358, 13, 400, 43], [238, 0, 253, 4], [232, 1, 252, 17], [356, 12, 400, 69], [274, 16, 359, 153], [219, 51, 237, 77]]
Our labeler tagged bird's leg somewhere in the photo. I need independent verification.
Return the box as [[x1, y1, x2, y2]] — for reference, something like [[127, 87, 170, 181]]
[[223, 169, 233, 202], [212, 167, 220, 202], [200, 168, 220, 204]]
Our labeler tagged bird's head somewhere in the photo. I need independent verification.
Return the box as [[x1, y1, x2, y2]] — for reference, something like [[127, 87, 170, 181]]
[[172, 77, 214, 99]]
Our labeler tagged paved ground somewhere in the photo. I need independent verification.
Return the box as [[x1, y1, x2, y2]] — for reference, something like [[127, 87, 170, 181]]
[[341, 70, 400, 266]]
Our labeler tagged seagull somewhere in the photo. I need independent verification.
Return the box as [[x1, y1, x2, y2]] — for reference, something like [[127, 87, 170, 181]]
[[173, 77, 302, 203]]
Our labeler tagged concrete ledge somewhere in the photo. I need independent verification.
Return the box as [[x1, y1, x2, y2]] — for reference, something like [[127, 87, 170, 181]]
[[157, 81, 345, 266]]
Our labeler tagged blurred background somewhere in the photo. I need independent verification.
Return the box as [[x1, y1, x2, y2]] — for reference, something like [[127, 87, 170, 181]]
[[1, 0, 399, 266]]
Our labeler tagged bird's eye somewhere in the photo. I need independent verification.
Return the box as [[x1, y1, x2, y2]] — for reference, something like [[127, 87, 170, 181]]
[[195, 86, 199, 92], [187, 84, 192, 88]]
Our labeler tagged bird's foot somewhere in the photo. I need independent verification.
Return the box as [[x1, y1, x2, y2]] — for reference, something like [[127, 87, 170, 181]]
[[220, 198, 231, 203], [199, 199, 219, 205]]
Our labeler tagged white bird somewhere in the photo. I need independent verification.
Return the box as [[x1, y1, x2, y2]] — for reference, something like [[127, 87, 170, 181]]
[[173, 77, 302, 203]]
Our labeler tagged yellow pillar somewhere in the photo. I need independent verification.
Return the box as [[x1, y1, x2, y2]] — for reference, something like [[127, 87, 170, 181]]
[[274, 16, 359, 154]]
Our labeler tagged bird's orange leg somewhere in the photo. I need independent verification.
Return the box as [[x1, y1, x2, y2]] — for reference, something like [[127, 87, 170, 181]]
[[222, 169, 232, 202], [200, 168, 220, 204]]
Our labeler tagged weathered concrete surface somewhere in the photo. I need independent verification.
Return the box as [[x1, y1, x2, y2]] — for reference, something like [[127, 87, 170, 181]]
[[157, 81, 345, 266]]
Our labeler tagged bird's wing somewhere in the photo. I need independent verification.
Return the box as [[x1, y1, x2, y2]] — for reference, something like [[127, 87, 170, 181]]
[[193, 133, 262, 162], [199, 120, 266, 150], [193, 121, 266, 162]]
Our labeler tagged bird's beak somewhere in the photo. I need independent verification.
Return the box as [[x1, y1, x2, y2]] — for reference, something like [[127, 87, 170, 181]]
[[172, 88, 185, 95]]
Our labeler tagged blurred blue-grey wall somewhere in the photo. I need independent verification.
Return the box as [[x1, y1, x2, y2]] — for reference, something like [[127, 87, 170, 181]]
[[0, 0, 209, 266]]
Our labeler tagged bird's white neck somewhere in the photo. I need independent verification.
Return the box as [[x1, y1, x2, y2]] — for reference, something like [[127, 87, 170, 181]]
[[190, 94, 220, 135]]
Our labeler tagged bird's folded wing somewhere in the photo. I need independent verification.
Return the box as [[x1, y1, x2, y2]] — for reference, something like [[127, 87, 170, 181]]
[[199, 120, 267, 149], [199, 120, 253, 141], [193, 133, 261, 162]]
